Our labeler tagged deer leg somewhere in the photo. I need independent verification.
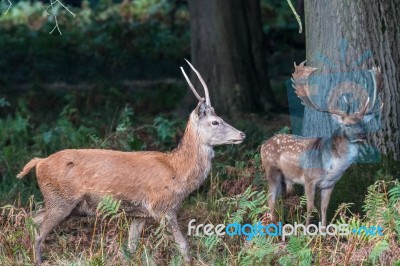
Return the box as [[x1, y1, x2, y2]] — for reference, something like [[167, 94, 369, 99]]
[[35, 201, 77, 264], [267, 168, 283, 224], [320, 186, 334, 227], [285, 180, 294, 195], [304, 182, 316, 226], [128, 218, 146, 253], [166, 212, 191, 264], [33, 208, 46, 226]]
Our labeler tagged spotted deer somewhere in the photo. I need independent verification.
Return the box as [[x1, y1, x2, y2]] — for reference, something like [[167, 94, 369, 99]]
[[261, 61, 382, 226], [17, 60, 246, 264]]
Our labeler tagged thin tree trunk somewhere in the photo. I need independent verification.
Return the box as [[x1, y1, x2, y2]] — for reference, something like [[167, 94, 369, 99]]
[[303, 0, 400, 160], [186, 0, 278, 116]]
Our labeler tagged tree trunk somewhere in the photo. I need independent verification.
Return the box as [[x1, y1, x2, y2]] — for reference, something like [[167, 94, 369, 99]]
[[186, 0, 278, 116], [303, 0, 400, 160]]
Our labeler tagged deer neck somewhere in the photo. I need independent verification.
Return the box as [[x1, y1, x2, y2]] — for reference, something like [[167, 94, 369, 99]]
[[321, 129, 359, 164], [169, 121, 214, 190]]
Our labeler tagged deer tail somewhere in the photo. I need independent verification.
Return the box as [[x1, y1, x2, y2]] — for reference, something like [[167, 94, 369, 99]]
[[17, 158, 44, 179]]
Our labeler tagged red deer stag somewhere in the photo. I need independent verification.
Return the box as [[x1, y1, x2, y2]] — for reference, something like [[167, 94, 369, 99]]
[[17, 59, 245, 264], [261, 61, 382, 226]]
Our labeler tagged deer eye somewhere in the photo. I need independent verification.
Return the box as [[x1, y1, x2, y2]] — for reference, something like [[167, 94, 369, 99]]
[[212, 121, 219, 126]]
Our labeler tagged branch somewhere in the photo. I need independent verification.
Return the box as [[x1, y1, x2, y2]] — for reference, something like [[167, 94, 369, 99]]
[[2, 0, 12, 14], [286, 0, 303, 34], [44, 0, 76, 35]]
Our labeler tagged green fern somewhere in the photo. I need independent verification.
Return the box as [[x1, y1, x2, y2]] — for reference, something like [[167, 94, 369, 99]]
[[275, 126, 291, 135], [388, 181, 400, 206], [227, 186, 269, 224], [369, 240, 389, 264], [388, 182, 400, 237], [204, 234, 220, 252], [363, 181, 389, 227], [239, 236, 278, 266], [278, 236, 312, 266], [152, 217, 170, 251], [362, 180, 400, 240], [96, 195, 121, 221]]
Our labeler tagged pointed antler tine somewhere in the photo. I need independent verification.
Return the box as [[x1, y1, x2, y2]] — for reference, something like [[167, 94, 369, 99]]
[[379, 102, 384, 111], [180, 67, 202, 102], [362, 67, 384, 115], [184, 59, 211, 106], [300, 60, 307, 67], [360, 97, 370, 116], [368, 68, 378, 111]]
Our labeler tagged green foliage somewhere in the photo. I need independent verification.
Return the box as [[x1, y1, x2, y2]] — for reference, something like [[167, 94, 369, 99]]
[[388, 182, 400, 237], [278, 237, 312, 266], [203, 234, 220, 253], [0, 97, 10, 107], [275, 126, 291, 135], [362, 180, 400, 240], [363, 181, 389, 225], [0, 0, 189, 85], [96, 195, 121, 221], [239, 237, 278, 266], [154, 115, 179, 147], [369, 240, 389, 264], [222, 186, 269, 224]]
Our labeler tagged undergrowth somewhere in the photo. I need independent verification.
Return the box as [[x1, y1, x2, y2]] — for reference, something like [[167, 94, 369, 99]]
[[0, 91, 399, 265], [1, 179, 400, 265]]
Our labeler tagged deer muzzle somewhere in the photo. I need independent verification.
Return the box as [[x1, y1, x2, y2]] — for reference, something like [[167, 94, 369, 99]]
[[231, 132, 246, 144]]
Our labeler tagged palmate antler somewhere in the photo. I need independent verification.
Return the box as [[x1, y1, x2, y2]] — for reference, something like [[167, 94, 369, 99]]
[[291, 61, 383, 121]]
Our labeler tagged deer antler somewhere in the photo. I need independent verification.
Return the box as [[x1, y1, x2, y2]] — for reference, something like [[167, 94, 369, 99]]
[[180, 66, 204, 102], [365, 67, 383, 115], [355, 67, 384, 118], [291, 61, 348, 117], [184, 59, 211, 106], [292, 62, 384, 121]]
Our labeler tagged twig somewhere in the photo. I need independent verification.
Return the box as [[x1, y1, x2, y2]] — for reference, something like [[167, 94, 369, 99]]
[[45, 0, 77, 35], [2, 0, 12, 14], [49, 12, 62, 35], [286, 0, 303, 34]]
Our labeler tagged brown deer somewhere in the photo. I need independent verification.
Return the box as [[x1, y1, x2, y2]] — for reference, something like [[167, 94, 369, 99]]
[[17, 60, 245, 264], [261, 61, 382, 227]]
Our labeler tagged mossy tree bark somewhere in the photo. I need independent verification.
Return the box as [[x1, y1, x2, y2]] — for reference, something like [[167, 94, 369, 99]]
[[186, 0, 278, 116], [303, 0, 400, 160]]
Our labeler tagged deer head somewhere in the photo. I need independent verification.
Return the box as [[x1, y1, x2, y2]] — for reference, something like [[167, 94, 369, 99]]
[[181, 59, 245, 146], [292, 61, 383, 143]]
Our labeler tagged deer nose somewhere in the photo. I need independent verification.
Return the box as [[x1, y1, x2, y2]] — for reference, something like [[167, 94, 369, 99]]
[[240, 132, 246, 139]]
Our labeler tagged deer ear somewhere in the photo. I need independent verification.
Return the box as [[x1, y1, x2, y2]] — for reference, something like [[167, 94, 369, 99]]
[[196, 101, 208, 118], [331, 114, 344, 124]]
